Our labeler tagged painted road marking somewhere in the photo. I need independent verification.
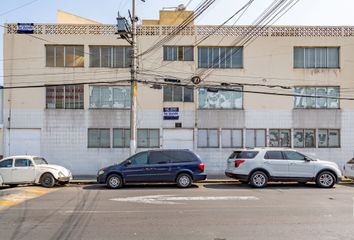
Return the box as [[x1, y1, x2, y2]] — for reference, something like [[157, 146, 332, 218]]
[[0, 187, 56, 210], [110, 195, 259, 205]]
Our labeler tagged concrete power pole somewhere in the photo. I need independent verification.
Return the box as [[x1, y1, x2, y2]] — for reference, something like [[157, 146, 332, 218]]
[[130, 0, 138, 155]]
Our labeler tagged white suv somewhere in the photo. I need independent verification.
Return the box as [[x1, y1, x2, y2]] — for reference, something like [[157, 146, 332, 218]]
[[225, 148, 342, 188]]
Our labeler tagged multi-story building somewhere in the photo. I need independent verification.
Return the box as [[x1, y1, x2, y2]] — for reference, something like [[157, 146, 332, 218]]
[[3, 9, 354, 177]]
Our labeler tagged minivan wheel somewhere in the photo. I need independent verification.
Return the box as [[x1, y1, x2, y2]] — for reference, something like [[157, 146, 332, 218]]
[[41, 173, 56, 188], [249, 171, 268, 188], [107, 174, 123, 189], [316, 171, 336, 188], [176, 173, 192, 188]]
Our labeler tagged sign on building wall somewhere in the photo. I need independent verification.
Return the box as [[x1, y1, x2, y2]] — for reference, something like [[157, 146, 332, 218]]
[[163, 107, 179, 120], [17, 23, 34, 34]]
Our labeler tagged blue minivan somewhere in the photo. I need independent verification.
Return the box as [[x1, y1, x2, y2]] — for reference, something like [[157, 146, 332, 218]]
[[97, 149, 207, 189]]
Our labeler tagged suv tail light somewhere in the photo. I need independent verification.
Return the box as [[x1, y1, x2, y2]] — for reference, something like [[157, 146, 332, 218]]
[[235, 160, 245, 168], [198, 162, 205, 172]]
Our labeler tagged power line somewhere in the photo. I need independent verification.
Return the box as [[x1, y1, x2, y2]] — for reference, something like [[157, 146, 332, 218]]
[[0, 0, 40, 17]]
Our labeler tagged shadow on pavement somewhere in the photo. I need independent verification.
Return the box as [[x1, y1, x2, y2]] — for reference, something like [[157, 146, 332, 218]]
[[82, 183, 199, 191], [203, 182, 321, 190]]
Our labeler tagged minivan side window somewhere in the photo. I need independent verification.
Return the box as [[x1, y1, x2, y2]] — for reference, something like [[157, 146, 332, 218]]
[[170, 151, 197, 163], [264, 151, 284, 160], [283, 151, 307, 160], [149, 151, 170, 164], [130, 152, 148, 165], [0, 159, 13, 168]]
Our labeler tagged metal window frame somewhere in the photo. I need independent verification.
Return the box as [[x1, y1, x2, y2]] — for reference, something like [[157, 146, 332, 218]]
[[293, 129, 316, 148], [221, 128, 243, 148], [112, 128, 130, 148], [137, 128, 160, 148], [293, 86, 340, 109], [269, 129, 291, 148], [87, 128, 111, 148], [197, 128, 219, 148], [293, 46, 340, 69], [318, 128, 341, 148]]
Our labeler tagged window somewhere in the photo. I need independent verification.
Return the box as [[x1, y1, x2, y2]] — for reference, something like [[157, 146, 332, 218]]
[[269, 129, 291, 147], [46, 45, 84, 67], [88, 129, 110, 148], [149, 151, 170, 164], [169, 151, 197, 163], [283, 151, 307, 160], [113, 129, 130, 148], [163, 86, 194, 102], [318, 129, 340, 148], [198, 88, 242, 109], [294, 129, 316, 148], [0, 159, 13, 168], [89, 46, 132, 68], [137, 129, 159, 148], [294, 47, 339, 68], [129, 152, 148, 165], [198, 47, 243, 68], [198, 129, 219, 148], [229, 151, 259, 159], [163, 46, 194, 61], [222, 129, 243, 148], [46, 85, 84, 109], [264, 151, 284, 160], [245, 129, 266, 148], [294, 87, 339, 109], [14, 159, 33, 167], [89, 86, 131, 108]]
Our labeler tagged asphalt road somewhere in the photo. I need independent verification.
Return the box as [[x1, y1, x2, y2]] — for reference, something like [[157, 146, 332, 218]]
[[0, 182, 354, 240]]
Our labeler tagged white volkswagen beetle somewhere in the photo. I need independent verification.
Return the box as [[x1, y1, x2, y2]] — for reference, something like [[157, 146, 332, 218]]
[[0, 156, 72, 188], [343, 157, 354, 180]]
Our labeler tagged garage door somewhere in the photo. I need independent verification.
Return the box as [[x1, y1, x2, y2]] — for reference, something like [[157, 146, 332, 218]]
[[9, 129, 41, 156], [163, 129, 194, 150]]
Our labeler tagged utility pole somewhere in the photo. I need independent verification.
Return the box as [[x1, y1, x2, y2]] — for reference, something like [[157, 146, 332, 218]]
[[130, 0, 138, 155], [116, 0, 138, 155]]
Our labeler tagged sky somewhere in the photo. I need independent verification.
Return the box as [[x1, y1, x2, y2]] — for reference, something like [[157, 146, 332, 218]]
[[2, 0, 354, 84]]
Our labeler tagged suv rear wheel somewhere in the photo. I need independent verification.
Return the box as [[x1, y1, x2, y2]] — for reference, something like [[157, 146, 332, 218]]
[[176, 173, 192, 188], [316, 171, 336, 188], [249, 171, 268, 188]]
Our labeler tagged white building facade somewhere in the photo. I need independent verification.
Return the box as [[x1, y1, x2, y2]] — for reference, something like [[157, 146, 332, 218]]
[[3, 11, 354, 177]]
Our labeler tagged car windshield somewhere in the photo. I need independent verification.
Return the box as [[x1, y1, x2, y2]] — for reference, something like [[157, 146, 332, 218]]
[[33, 157, 48, 165]]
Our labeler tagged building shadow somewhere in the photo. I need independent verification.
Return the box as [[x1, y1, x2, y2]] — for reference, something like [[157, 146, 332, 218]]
[[82, 183, 199, 191]]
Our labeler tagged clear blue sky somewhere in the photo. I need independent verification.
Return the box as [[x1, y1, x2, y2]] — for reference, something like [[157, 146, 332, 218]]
[[2, 0, 354, 84]]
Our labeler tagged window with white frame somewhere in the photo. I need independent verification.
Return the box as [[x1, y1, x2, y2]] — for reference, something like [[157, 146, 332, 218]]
[[137, 129, 159, 148], [89, 86, 131, 108], [198, 129, 219, 148], [163, 86, 194, 102], [198, 47, 243, 68], [294, 87, 339, 109], [163, 46, 194, 61], [221, 129, 243, 148], [46, 85, 84, 109], [88, 128, 110, 148], [198, 88, 242, 109], [89, 46, 132, 68], [245, 129, 266, 148], [294, 129, 316, 148], [113, 129, 130, 148], [294, 47, 339, 68], [269, 129, 291, 147], [318, 129, 340, 148], [46, 45, 84, 67]]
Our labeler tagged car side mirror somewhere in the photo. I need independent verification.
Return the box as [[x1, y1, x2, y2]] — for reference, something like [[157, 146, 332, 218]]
[[125, 160, 132, 166], [304, 157, 311, 162]]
